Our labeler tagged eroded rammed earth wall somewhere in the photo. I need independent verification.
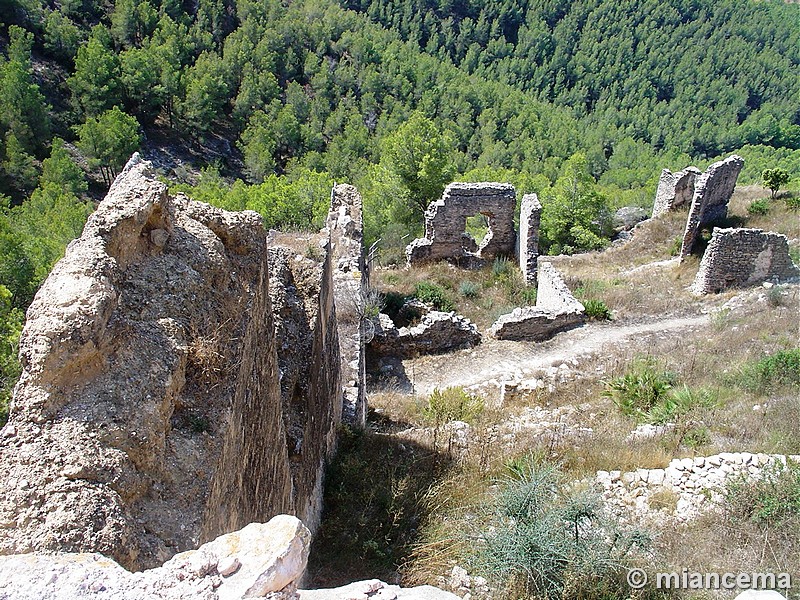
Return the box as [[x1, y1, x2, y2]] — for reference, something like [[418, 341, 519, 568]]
[[0, 156, 346, 570]]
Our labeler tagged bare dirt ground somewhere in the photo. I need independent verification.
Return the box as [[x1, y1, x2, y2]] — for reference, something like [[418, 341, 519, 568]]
[[402, 313, 710, 399]]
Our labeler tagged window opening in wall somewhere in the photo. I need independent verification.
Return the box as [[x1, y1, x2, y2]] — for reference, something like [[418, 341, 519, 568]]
[[464, 213, 490, 252]]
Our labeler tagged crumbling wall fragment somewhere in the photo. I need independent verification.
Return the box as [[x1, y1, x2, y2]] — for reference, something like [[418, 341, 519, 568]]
[[679, 155, 744, 258], [406, 182, 516, 266], [691, 228, 800, 294], [326, 184, 368, 427], [368, 311, 481, 358], [490, 262, 585, 341], [519, 193, 542, 285], [652, 166, 701, 217]]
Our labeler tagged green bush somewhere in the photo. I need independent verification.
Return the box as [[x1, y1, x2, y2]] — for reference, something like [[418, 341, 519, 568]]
[[583, 299, 612, 320], [519, 286, 537, 305], [492, 256, 512, 278], [459, 281, 480, 299], [647, 385, 717, 425], [381, 291, 408, 320], [422, 387, 484, 426], [784, 194, 800, 210], [470, 457, 651, 599], [725, 459, 800, 527], [414, 281, 455, 312], [603, 358, 675, 421], [736, 348, 800, 393], [747, 198, 770, 215]]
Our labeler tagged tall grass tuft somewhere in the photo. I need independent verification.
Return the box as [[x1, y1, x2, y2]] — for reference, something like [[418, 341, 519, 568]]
[[469, 456, 652, 599]]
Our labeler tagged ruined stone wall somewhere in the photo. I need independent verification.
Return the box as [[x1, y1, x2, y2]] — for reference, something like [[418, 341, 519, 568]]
[[489, 262, 585, 341], [326, 184, 368, 427], [691, 228, 800, 294], [406, 182, 516, 266], [651, 166, 700, 217], [679, 155, 744, 258], [535, 261, 585, 313], [0, 156, 343, 570], [519, 193, 541, 285]]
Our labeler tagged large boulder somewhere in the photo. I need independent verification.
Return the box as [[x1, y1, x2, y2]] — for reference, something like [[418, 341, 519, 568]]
[[0, 516, 311, 600]]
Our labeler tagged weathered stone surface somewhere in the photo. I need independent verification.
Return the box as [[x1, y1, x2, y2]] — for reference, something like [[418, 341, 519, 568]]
[[299, 580, 461, 600], [613, 206, 648, 232], [651, 166, 700, 217], [490, 262, 585, 341], [0, 516, 311, 600], [406, 183, 516, 266], [691, 228, 800, 294], [0, 155, 338, 571], [326, 184, 368, 427], [266, 242, 341, 536], [679, 155, 744, 258], [535, 262, 585, 313], [368, 311, 481, 358], [519, 193, 541, 285], [489, 306, 584, 342]]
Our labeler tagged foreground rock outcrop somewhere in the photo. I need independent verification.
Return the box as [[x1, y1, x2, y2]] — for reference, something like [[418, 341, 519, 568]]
[[0, 156, 342, 570], [0, 515, 311, 600]]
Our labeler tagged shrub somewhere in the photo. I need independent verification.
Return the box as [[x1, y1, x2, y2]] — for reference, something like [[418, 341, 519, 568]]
[[603, 358, 675, 420], [459, 281, 480, 299], [724, 459, 800, 527], [784, 194, 800, 210], [381, 291, 408, 320], [747, 198, 770, 215], [422, 387, 485, 426], [736, 348, 800, 393], [583, 299, 612, 320], [519, 286, 537, 305], [647, 385, 717, 425], [470, 456, 651, 599], [414, 281, 455, 312]]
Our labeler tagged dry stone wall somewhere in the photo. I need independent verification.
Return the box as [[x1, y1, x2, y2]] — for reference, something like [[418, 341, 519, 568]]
[[691, 228, 800, 294], [598, 453, 799, 525], [406, 183, 516, 266], [518, 193, 542, 285], [679, 155, 744, 258], [651, 166, 700, 217], [0, 156, 343, 571]]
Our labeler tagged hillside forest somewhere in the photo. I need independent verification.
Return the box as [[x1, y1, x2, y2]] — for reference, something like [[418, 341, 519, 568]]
[[0, 0, 799, 418]]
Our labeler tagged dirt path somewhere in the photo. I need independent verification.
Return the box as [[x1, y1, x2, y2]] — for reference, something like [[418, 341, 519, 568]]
[[403, 314, 710, 397]]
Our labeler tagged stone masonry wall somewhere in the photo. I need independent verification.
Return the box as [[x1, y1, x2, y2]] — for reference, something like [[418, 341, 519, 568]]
[[406, 182, 516, 266], [519, 193, 542, 285], [0, 156, 342, 570], [489, 262, 585, 341], [679, 155, 744, 258], [691, 228, 800, 294], [326, 184, 368, 427], [651, 166, 700, 218]]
